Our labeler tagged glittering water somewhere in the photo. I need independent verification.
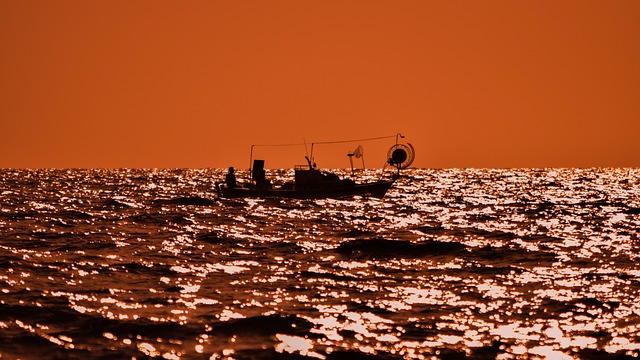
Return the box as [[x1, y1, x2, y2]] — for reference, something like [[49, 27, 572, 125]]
[[1, 168, 640, 359]]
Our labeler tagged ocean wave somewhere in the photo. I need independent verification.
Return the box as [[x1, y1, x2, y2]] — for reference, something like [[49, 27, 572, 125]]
[[207, 314, 313, 337], [154, 196, 216, 206], [471, 245, 557, 266], [335, 238, 467, 259]]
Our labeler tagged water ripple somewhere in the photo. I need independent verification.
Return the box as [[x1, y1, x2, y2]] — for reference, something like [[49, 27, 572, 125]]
[[0, 168, 639, 358]]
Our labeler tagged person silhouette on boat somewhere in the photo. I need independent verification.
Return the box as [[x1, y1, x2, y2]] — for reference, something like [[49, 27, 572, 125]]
[[225, 167, 236, 189]]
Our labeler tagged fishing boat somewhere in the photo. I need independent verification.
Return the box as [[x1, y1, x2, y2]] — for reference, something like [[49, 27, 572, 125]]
[[218, 164, 396, 199], [216, 134, 414, 199]]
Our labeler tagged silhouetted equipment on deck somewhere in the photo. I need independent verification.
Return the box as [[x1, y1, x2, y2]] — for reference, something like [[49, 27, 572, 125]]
[[387, 142, 415, 172], [251, 159, 270, 190], [347, 145, 365, 174], [252, 160, 265, 182]]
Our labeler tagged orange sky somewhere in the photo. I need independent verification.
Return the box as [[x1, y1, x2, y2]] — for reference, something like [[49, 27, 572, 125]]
[[1, 1, 639, 168]]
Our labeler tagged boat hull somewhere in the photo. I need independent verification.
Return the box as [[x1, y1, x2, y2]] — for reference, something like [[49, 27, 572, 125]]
[[218, 180, 394, 199]]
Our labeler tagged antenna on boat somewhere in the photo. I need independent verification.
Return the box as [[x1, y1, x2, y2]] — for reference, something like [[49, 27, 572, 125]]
[[303, 139, 314, 169], [309, 142, 316, 169], [303, 138, 309, 159], [249, 144, 255, 181]]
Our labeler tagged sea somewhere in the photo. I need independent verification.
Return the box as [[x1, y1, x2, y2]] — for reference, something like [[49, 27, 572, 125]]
[[0, 168, 639, 360]]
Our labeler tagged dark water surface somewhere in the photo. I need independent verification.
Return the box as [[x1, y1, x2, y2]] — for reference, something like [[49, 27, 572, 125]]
[[1, 168, 639, 359]]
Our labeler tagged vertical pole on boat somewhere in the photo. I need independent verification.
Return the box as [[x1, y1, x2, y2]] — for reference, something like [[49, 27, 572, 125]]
[[395, 133, 404, 176], [249, 144, 255, 182], [348, 145, 365, 175], [348, 153, 354, 175], [304, 139, 313, 169]]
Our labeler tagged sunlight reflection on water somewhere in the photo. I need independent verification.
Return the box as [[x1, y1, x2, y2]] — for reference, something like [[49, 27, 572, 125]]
[[0, 168, 639, 358]]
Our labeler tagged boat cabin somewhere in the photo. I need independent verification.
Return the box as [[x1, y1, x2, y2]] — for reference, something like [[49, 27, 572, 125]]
[[294, 165, 353, 191], [250, 159, 353, 191]]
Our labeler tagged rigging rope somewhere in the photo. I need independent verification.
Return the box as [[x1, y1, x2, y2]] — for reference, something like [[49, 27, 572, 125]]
[[248, 133, 403, 172], [309, 134, 402, 166], [311, 134, 397, 145], [250, 143, 305, 148]]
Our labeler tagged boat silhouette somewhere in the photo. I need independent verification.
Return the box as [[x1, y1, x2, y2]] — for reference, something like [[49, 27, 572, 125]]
[[216, 134, 414, 199]]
